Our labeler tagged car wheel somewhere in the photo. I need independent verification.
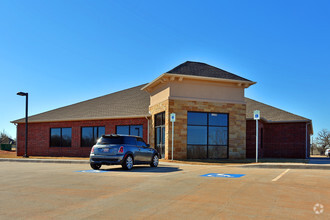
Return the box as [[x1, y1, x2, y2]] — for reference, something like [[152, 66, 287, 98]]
[[150, 154, 159, 167], [122, 155, 134, 170], [90, 163, 101, 170]]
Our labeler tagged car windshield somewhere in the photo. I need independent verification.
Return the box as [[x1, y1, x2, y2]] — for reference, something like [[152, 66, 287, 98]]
[[96, 136, 136, 145]]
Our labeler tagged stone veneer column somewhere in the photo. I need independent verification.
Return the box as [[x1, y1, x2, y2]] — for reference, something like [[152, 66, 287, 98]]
[[149, 99, 170, 159]]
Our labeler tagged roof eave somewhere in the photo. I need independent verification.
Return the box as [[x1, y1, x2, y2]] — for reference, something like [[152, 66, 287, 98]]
[[141, 73, 166, 91], [11, 114, 151, 124], [142, 73, 256, 92], [246, 117, 312, 124]]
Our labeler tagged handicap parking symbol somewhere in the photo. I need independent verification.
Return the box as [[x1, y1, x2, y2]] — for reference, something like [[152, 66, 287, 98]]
[[200, 173, 245, 178], [75, 170, 109, 173]]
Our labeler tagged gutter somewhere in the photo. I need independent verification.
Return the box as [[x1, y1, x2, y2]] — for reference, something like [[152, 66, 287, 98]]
[[11, 114, 151, 124], [246, 118, 312, 124]]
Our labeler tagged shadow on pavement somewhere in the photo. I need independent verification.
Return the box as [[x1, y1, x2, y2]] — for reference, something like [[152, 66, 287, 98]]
[[100, 165, 182, 173]]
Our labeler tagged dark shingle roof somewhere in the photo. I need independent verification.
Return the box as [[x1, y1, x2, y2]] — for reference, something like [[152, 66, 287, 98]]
[[12, 84, 150, 123], [245, 98, 310, 122], [167, 61, 251, 82], [12, 84, 310, 124]]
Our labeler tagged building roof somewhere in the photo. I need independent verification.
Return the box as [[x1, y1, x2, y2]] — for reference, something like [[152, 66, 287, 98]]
[[142, 61, 256, 92], [167, 61, 252, 82], [12, 84, 311, 125], [245, 98, 310, 122], [0, 136, 15, 145], [12, 84, 150, 123]]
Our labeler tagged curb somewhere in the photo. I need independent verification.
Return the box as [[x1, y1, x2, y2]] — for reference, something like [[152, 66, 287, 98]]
[[240, 164, 330, 170], [0, 158, 89, 164], [161, 161, 330, 170], [1, 158, 330, 170]]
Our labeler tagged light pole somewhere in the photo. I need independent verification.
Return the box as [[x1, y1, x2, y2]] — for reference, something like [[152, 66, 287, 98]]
[[17, 92, 29, 158]]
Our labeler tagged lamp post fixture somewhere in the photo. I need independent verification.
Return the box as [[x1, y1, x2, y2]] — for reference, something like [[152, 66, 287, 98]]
[[17, 92, 29, 158]]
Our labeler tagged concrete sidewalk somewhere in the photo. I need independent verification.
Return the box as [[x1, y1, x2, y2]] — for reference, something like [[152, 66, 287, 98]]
[[1, 158, 330, 169], [239, 163, 330, 170], [0, 158, 89, 164]]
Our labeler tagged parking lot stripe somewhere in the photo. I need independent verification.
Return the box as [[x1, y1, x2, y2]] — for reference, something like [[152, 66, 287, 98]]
[[272, 169, 290, 182]]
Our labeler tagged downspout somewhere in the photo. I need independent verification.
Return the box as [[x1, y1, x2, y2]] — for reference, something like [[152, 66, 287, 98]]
[[14, 123, 18, 155], [145, 116, 150, 144], [305, 122, 310, 159]]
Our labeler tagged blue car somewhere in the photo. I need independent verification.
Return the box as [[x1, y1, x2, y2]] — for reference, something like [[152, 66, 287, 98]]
[[90, 134, 160, 170]]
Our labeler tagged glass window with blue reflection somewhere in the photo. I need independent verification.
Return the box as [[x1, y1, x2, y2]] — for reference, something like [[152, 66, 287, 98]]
[[116, 126, 129, 135], [187, 112, 207, 125], [81, 126, 105, 147], [187, 126, 207, 145], [97, 127, 105, 139], [130, 125, 143, 137], [62, 128, 72, 147], [208, 127, 228, 145], [116, 125, 143, 138], [50, 128, 61, 147], [187, 112, 229, 159], [208, 113, 228, 126], [50, 127, 72, 147], [82, 127, 93, 147]]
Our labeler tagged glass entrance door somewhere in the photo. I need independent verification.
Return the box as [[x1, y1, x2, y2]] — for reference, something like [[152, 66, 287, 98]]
[[155, 112, 165, 158], [156, 126, 165, 158]]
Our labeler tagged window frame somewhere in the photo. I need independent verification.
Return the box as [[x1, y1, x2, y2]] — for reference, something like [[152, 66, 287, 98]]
[[187, 111, 229, 158], [50, 127, 72, 147], [81, 126, 105, 147]]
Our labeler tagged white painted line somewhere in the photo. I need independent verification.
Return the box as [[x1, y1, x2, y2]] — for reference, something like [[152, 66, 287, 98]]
[[272, 169, 290, 182]]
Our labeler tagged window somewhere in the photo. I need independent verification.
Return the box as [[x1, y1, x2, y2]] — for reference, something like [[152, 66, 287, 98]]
[[116, 126, 129, 136], [187, 112, 207, 126], [81, 126, 105, 147], [116, 125, 143, 137], [187, 126, 207, 145], [187, 112, 228, 159], [155, 112, 165, 126], [154, 112, 165, 158], [50, 128, 72, 147]]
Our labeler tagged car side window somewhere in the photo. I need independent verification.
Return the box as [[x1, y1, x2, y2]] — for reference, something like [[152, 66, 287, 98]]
[[137, 138, 147, 147], [124, 136, 137, 145]]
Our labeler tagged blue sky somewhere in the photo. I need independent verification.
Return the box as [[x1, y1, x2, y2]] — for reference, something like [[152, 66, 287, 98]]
[[0, 0, 329, 139]]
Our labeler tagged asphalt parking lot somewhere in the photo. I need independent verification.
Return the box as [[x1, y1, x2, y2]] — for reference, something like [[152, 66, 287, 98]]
[[0, 162, 329, 219]]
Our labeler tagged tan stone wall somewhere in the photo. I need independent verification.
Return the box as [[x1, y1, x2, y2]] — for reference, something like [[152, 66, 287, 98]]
[[169, 79, 245, 104], [150, 85, 170, 106], [168, 99, 246, 159], [149, 99, 170, 159], [149, 99, 246, 160]]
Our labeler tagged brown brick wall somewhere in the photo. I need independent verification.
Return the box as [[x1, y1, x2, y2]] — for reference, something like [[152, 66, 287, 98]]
[[16, 118, 148, 157], [246, 120, 309, 159], [246, 120, 264, 158], [149, 99, 246, 160]]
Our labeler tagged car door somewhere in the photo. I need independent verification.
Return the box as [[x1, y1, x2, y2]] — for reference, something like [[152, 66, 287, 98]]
[[137, 138, 153, 162], [126, 136, 143, 163]]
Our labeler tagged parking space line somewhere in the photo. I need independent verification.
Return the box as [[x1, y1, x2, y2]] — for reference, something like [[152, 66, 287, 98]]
[[272, 169, 290, 182]]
